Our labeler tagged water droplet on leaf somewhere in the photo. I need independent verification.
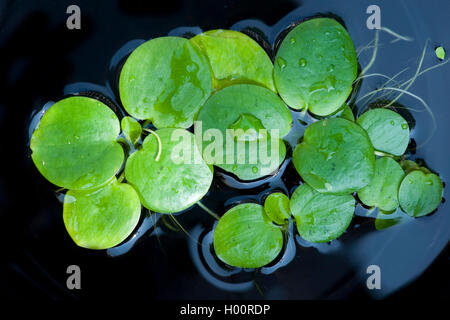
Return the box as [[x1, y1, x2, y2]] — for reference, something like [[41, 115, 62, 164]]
[[277, 57, 287, 69], [299, 58, 307, 67]]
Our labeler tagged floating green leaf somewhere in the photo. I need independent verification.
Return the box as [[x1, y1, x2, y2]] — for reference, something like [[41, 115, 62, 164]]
[[119, 36, 212, 128], [264, 192, 291, 225], [125, 128, 213, 213], [337, 103, 355, 121], [357, 157, 405, 212], [213, 203, 283, 268], [435, 46, 446, 60], [63, 178, 141, 249], [191, 29, 275, 91], [357, 108, 410, 156], [121, 116, 142, 144], [398, 169, 443, 217], [195, 84, 292, 180], [30, 96, 124, 190], [273, 18, 357, 116], [290, 184, 355, 243], [293, 118, 375, 194]]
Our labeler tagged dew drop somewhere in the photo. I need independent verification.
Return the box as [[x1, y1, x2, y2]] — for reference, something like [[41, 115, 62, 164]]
[[425, 180, 433, 186], [390, 120, 395, 126], [277, 57, 287, 69], [232, 165, 238, 171], [327, 64, 335, 72], [401, 123, 408, 130], [289, 38, 296, 44], [299, 58, 307, 67], [252, 166, 258, 173]]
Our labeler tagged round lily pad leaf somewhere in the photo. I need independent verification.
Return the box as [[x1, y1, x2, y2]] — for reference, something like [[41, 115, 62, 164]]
[[290, 184, 355, 243], [213, 203, 283, 268], [191, 29, 275, 91], [398, 170, 443, 217], [195, 84, 292, 180], [357, 108, 410, 156], [30, 96, 124, 190], [264, 192, 291, 225], [293, 118, 375, 194], [63, 178, 141, 249], [121, 116, 142, 144], [125, 128, 213, 213], [119, 36, 212, 128], [357, 157, 405, 212], [274, 18, 357, 116]]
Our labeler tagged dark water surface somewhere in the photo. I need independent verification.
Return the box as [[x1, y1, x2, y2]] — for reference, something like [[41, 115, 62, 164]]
[[1, 0, 449, 299]]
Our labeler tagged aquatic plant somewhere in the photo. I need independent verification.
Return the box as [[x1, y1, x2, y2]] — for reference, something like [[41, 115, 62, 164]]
[[213, 203, 283, 268], [119, 37, 212, 129], [29, 15, 445, 272], [274, 18, 357, 116], [191, 29, 275, 91]]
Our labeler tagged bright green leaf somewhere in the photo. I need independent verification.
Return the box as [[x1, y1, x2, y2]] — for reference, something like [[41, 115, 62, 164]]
[[213, 203, 283, 268], [195, 84, 292, 180], [264, 192, 291, 225], [273, 18, 357, 116], [293, 118, 375, 194], [398, 169, 443, 217], [121, 116, 142, 144], [357, 108, 410, 156], [30, 96, 124, 190], [337, 103, 355, 121], [290, 184, 355, 243], [125, 128, 213, 213], [63, 178, 141, 249], [357, 157, 405, 212], [119, 36, 212, 128], [191, 29, 275, 91], [435, 46, 446, 60]]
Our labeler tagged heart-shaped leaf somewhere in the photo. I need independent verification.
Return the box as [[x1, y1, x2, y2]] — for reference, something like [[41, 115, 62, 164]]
[[30, 96, 124, 190], [213, 203, 283, 268], [63, 178, 141, 249], [195, 84, 292, 180], [290, 184, 355, 243], [358, 157, 405, 212], [398, 169, 443, 217], [293, 118, 375, 194], [357, 108, 410, 156], [274, 18, 357, 116]]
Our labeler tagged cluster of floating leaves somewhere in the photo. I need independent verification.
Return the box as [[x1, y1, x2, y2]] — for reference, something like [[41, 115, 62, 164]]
[[30, 17, 444, 269]]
